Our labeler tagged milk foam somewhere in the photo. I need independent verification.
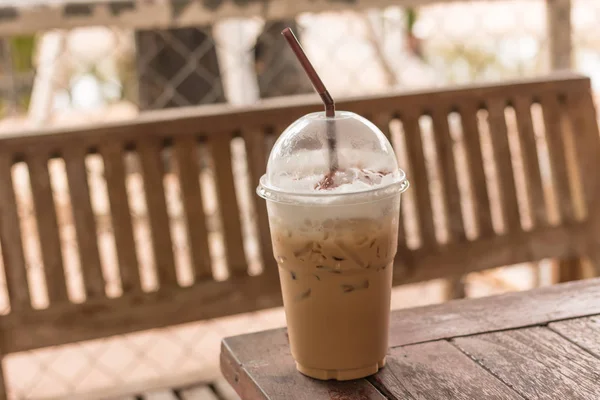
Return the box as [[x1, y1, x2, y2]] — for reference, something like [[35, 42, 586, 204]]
[[274, 169, 399, 194], [267, 149, 401, 195], [262, 149, 405, 225], [266, 191, 401, 232]]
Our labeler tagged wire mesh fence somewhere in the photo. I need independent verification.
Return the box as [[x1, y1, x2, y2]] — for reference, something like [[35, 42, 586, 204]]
[[0, 1, 597, 126], [0, 1, 565, 127], [0, 0, 599, 398]]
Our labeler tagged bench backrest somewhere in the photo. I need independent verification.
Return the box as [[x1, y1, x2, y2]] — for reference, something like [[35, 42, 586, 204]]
[[0, 73, 599, 355]]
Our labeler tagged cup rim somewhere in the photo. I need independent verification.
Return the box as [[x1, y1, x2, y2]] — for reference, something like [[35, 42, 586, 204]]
[[256, 169, 409, 205]]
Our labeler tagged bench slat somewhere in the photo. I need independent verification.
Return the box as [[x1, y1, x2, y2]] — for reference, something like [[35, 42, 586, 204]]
[[402, 112, 436, 248], [28, 152, 69, 303], [559, 100, 586, 224], [565, 91, 600, 270], [101, 142, 141, 293], [214, 379, 241, 400], [374, 113, 393, 141], [541, 93, 576, 223], [513, 95, 547, 228], [174, 136, 212, 280], [431, 108, 466, 242], [210, 133, 246, 276], [243, 130, 272, 272], [460, 101, 495, 237], [0, 155, 31, 311], [138, 140, 178, 287], [64, 146, 105, 298], [487, 98, 522, 233], [565, 91, 600, 211], [180, 385, 219, 400], [143, 390, 178, 400], [374, 114, 407, 248], [392, 222, 589, 287]]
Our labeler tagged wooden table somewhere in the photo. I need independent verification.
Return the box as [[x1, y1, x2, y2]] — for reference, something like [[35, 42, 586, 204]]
[[220, 278, 600, 399]]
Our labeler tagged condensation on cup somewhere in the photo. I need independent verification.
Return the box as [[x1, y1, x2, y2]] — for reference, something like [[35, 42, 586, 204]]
[[257, 110, 409, 380]]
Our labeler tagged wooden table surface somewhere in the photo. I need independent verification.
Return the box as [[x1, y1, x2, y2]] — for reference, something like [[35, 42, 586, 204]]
[[220, 278, 600, 399]]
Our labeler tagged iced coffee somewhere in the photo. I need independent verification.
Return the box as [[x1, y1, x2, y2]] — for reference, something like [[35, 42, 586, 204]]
[[258, 111, 409, 380]]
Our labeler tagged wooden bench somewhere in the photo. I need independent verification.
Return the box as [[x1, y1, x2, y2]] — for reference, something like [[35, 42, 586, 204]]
[[0, 73, 598, 398]]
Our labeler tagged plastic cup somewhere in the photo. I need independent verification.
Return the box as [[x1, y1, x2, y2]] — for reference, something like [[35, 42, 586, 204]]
[[257, 111, 409, 380]]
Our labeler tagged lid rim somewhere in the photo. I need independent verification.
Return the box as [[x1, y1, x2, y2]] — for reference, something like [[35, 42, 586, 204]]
[[257, 169, 409, 205]]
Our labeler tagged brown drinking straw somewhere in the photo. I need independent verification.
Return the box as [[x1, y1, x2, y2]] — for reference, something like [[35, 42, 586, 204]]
[[282, 27, 338, 172]]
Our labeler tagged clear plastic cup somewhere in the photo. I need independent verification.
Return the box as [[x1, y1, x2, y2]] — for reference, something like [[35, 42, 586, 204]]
[[257, 111, 409, 380]]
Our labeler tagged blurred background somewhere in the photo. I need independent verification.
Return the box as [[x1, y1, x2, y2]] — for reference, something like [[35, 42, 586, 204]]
[[0, 0, 599, 398]]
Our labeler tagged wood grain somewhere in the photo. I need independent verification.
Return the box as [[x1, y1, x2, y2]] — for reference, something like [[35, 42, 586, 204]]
[[63, 146, 105, 299], [370, 340, 521, 399], [27, 152, 69, 303], [221, 329, 386, 400], [431, 108, 466, 242], [549, 316, 600, 358], [402, 112, 436, 248], [138, 140, 178, 287], [513, 95, 547, 227], [387, 278, 600, 348], [242, 129, 273, 273], [210, 132, 246, 276], [173, 135, 212, 280], [486, 98, 521, 233], [540, 93, 575, 223], [453, 327, 600, 399], [100, 142, 141, 293], [0, 154, 31, 311], [216, 280, 600, 400], [459, 101, 494, 237]]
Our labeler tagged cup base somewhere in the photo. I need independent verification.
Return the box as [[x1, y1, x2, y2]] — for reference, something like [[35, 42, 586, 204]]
[[296, 358, 386, 381]]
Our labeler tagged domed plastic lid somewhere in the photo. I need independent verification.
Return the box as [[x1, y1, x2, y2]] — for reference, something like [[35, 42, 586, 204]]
[[257, 111, 409, 205]]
